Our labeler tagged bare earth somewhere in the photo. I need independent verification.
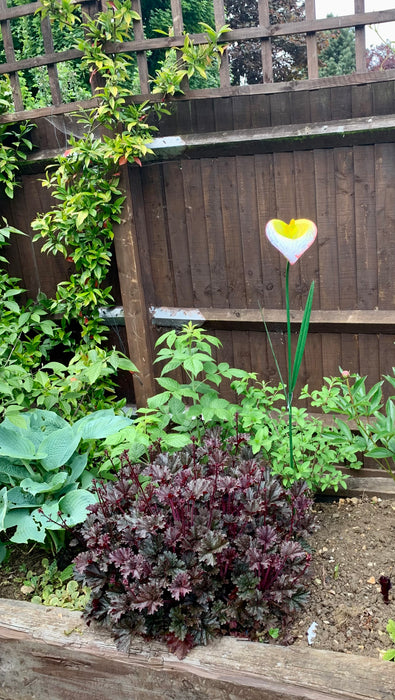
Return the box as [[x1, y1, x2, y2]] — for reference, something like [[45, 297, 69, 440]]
[[291, 495, 395, 659]]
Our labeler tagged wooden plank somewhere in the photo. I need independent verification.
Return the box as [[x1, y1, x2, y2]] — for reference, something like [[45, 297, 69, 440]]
[[200, 158, 229, 308], [334, 148, 357, 310], [351, 83, 373, 117], [232, 95, 252, 130], [372, 80, 395, 116], [273, 151, 300, 305], [305, 0, 318, 80], [2, 599, 395, 700], [236, 155, 262, 308], [218, 156, 252, 379], [330, 85, 352, 120], [341, 333, 359, 375], [213, 0, 231, 88], [249, 93, 271, 129], [182, 159, 212, 307], [213, 95, 233, 131], [258, 0, 273, 83], [255, 153, 283, 309], [314, 149, 339, 310], [353, 145, 377, 310], [132, 0, 149, 94], [269, 92, 291, 126], [40, 15, 62, 106], [358, 333, 380, 388], [161, 161, 194, 307], [3, 70, 395, 125], [375, 143, 395, 309], [140, 164, 175, 306], [170, 0, 183, 35], [113, 165, 156, 406], [191, 98, 215, 133], [354, 0, 366, 73], [0, 0, 23, 111]]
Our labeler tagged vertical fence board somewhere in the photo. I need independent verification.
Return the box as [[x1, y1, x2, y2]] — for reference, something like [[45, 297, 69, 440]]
[[141, 165, 175, 306], [162, 161, 193, 307], [334, 148, 357, 310], [236, 155, 263, 308], [255, 153, 283, 310], [113, 166, 156, 405], [353, 145, 378, 310], [375, 143, 395, 309], [201, 158, 229, 308], [182, 160, 213, 308]]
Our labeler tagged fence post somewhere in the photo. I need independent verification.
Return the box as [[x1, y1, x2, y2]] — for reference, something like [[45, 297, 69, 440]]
[[113, 165, 156, 407]]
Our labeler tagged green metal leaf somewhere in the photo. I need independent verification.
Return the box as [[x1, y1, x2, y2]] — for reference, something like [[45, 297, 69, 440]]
[[290, 281, 314, 395]]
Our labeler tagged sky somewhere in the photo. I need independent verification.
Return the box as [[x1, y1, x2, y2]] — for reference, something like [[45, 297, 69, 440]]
[[315, 0, 395, 47]]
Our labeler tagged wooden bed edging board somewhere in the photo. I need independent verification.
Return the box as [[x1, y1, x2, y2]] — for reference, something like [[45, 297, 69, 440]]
[[0, 599, 394, 700]]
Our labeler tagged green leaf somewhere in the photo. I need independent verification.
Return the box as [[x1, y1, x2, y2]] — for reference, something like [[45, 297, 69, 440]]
[[20, 471, 68, 496], [164, 433, 191, 449], [6, 487, 38, 509], [58, 489, 97, 526], [0, 425, 37, 460], [40, 425, 81, 470], [73, 409, 132, 439], [290, 281, 314, 395], [147, 392, 171, 409], [366, 446, 393, 459], [6, 509, 47, 544]]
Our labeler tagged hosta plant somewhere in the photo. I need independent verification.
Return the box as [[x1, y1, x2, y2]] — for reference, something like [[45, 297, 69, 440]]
[[74, 426, 317, 658], [0, 408, 132, 553]]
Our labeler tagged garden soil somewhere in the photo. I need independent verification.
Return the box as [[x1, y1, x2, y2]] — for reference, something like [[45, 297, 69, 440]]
[[290, 495, 395, 659], [1, 495, 394, 661]]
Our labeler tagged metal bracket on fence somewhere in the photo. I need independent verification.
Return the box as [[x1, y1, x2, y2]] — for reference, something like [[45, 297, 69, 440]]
[[99, 306, 125, 326], [99, 306, 205, 329], [149, 306, 205, 328]]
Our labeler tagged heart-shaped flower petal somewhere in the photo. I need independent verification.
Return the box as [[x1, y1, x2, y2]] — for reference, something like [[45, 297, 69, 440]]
[[265, 218, 317, 265]]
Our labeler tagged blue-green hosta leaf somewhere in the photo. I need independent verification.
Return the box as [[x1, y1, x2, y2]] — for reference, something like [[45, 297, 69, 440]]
[[0, 457, 30, 483], [58, 489, 96, 527], [5, 509, 47, 544], [73, 409, 132, 440], [20, 471, 68, 496], [64, 453, 88, 486], [0, 486, 7, 530], [6, 486, 41, 509], [40, 425, 81, 470], [28, 409, 69, 434], [0, 425, 37, 460]]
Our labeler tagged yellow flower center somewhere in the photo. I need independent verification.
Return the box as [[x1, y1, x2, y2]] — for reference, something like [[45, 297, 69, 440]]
[[274, 218, 312, 240]]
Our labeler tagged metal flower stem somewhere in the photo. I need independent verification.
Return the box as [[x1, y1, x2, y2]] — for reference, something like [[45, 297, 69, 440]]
[[285, 261, 294, 471]]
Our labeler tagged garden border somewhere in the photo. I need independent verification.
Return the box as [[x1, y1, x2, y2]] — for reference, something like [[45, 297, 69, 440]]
[[1, 598, 395, 700]]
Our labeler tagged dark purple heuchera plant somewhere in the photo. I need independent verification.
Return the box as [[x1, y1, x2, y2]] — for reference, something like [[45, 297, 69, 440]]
[[74, 425, 317, 658]]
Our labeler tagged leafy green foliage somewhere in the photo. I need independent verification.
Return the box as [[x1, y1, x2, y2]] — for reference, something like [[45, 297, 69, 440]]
[[302, 371, 395, 482], [0, 120, 33, 197], [383, 619, 395, 661], [319, 24, 355, 78], [0, 408, 132, 552], [74, 427, 317, 657], [30, 0, 227, 347], [23, 557, 90, 610], [104, 324, 363, 492]]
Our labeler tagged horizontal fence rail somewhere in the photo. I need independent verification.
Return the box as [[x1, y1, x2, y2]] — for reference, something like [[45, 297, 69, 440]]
[[1, 0, 395, 119]]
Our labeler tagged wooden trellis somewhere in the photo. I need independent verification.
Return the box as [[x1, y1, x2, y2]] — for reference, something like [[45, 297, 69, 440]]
[[1, 0, 395, 120]]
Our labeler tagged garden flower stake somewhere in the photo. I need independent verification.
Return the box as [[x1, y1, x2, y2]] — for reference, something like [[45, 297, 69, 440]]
[[265, 218, 317, 473]]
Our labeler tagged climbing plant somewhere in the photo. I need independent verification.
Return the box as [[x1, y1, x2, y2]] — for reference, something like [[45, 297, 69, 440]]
[[32, 0, 228, 347]]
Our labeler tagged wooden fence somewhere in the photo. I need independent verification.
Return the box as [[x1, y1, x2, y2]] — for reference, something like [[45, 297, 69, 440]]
[[2, 1, 395, 408], [4, 75, 395, 408], [1, 0, 395, 120]]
